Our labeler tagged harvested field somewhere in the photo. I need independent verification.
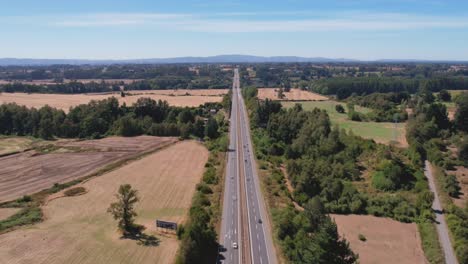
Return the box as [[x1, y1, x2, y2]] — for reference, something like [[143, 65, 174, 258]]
[[449, 166, 468, 208], [126, 89, 228, 97], [0, 136, 177, 202], [258, 88, 328, 101], [0, 141, 208, 264], [0, 208, 20, 221], [331, 214, 427, 264], [0, 90, 226, 112]]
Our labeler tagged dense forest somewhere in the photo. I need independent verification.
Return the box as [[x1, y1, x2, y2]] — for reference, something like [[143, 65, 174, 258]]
[[0, 96, 228, 140]]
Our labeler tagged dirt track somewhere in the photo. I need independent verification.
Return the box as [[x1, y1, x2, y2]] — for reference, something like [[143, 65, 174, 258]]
[[0, 140, 208, 264], [0, 136, 176, 202], [332, 214, 427, 264]]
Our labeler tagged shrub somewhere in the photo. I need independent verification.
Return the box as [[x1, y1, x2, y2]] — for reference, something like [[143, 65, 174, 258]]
[[196, 183, 213, 194], [0, 207, 42, 232], [335, 104, 345, 113], [358, 234, 366, 241], [64, 187, 86, 196]]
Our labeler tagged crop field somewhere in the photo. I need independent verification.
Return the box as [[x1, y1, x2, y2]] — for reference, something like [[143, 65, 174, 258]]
[[0, 136, 177, 202], [283, 101, 407, 147], [332, 214, 427, 264], [0, 140, 208, 264], [0, 89, 227, 111], [258, 88, 328, 101]]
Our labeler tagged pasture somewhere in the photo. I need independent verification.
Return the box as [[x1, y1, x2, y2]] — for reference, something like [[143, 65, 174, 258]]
[[283, 101, 407, 147]]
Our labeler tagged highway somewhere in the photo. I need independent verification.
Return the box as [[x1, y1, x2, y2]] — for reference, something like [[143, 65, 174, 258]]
[[219, 69, 277, 264]]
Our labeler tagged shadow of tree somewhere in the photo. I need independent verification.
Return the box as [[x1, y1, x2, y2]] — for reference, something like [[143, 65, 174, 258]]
[[121, 225, 160, 247]]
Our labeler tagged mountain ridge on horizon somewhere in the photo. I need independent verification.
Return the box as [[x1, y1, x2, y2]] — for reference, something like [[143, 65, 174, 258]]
[[0, 55, 466, 66]]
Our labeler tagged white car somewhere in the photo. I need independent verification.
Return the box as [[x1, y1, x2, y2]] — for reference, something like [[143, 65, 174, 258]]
[[232, 242, 238, 249]]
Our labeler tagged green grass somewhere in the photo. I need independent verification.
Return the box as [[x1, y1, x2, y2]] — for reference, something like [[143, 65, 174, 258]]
[[282, 101, 406, 145], [418, 222, 445, 264]]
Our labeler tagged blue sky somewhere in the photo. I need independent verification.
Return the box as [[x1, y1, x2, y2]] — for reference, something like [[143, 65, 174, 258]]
[[1, 0, 468, 60]]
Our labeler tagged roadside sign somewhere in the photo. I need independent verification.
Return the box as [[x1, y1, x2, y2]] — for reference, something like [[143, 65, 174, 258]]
[[156, 220, 177, 230]]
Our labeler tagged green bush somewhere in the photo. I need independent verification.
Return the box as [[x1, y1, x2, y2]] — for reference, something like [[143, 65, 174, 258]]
[[196, 183, 213, 194], [444, 174, 461, 198], [64, 187, 86, 196], [202, 166, 217, 184], [358, 234, 366, 241], [0, 207, 43, 232]]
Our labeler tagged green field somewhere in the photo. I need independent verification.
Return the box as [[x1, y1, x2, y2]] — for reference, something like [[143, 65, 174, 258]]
[[282, 101, 407, 146]]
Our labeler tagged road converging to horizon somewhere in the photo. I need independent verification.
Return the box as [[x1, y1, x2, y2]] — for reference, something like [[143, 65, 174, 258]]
[[219, 69, 277, 264]]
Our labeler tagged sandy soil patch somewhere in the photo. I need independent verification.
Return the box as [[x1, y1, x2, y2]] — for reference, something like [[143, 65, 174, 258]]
[[258, 88, 328, 101], [0, 140, 208, 264], [0, 208, 20, 221], [0, 136, 176, 202], [449, 166, 468, 208], [0, 91, 225, 112], [331, 214, 427, 264]]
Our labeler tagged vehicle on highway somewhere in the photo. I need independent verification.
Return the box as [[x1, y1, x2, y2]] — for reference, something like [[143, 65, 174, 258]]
[[258, 218, 262, 224], [232, 242, 238, 249]]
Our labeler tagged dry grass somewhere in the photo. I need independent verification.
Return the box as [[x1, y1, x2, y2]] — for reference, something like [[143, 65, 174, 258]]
[[258, 88, 328, 101], [0, 90, 226, 112], [126, 89, 228, 97], [0, 208, 20, 221], [0, 137, 35, 156], [0, 140, 208, 264], [0, 136, 177, 203], [331, 214, 427, 264]]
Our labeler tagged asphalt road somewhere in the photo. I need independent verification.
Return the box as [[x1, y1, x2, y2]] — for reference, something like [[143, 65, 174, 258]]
[[219, 69, 276, 264], [424, 161, 458, 264]]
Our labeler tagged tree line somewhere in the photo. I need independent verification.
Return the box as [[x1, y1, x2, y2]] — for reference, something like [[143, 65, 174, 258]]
[[0, 97, 226, 140], [405, 90, 468, 263], [310, 77, 468, 99]]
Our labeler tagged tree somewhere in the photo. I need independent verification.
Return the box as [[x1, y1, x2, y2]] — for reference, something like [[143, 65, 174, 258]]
[[277, 88, 285, 99], [107, 184, 140, 234], [455, 93, 468, 132], [437, 89, 451, 102], [335, 104, 345, 113], [205, 117, 219, 139], [459, 138, 468, 164]]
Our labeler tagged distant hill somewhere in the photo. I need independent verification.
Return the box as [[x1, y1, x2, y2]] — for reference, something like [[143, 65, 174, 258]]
[[0, 55, 466, 66]]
